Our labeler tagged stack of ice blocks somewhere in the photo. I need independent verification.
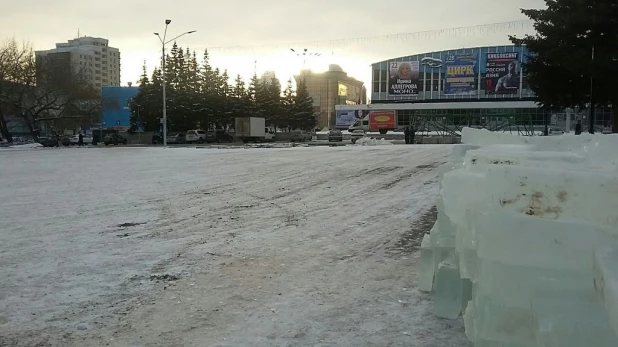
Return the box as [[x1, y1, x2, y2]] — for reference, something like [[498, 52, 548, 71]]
[[419, 128, 618, 346]]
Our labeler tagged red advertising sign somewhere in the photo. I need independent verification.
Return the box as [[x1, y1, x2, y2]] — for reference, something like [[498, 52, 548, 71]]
[[369, 111, 396, 130]]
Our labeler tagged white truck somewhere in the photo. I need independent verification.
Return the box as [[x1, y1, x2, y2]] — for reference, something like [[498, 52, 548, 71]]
[[234, 117, 275, 143]]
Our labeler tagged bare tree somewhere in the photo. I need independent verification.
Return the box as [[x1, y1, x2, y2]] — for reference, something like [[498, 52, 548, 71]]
[[0, 38, 100, 142]]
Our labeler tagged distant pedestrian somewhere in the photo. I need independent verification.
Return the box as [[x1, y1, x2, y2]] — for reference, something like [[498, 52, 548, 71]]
[[404, 126, 410, 144], [575, 120, 582, 135], [410, 125, 415, 144], [78, 133, 84, 146]]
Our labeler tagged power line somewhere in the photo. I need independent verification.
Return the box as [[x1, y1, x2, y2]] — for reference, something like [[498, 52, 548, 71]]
[[204, 20, 534, 53]]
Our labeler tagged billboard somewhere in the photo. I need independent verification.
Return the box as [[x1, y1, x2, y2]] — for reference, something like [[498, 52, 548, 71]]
[[388, 61, 420, 96], [335, 110, 357, 127], [485, 52, 520, 94], [101, 86, 139, 129], [444, 53, 477, 95], [369, 111, 395, 130]]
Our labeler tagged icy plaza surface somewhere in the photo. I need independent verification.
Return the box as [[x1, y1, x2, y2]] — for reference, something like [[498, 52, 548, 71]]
[[0, 145, 474, 347], [421, 128, 618, 346]]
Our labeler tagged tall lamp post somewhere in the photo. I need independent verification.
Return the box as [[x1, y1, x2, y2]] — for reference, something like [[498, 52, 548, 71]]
[[155, 20, 196, 147]]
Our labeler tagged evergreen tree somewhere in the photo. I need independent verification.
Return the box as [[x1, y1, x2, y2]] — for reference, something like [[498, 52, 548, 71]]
[[259, 77, 282, 128], [280, 79, 296, 131], [510, 0, 618, 133], [230, 74, 250, 122], [130, 67, 163, 132], [291, 79, 317, 130], [246, 73, 260, 117]]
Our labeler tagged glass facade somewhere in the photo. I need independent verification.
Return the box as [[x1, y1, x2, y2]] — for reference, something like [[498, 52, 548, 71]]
[[394, 107, 613, 133], [371, 45, 533, 102]]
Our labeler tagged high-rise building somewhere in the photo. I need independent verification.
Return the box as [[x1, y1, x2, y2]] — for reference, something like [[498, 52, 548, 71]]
[[35, 36, 121, 90], [258, 71, 277, 86], [294, 64, 366, 130]]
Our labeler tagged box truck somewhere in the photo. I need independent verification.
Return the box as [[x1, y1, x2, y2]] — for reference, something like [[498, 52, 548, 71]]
[[348, 110, 397, 134], [234, 117, 275, 143]]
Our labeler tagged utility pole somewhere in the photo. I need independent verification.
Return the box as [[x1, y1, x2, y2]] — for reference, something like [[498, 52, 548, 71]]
[[589, 1, 596, 134]]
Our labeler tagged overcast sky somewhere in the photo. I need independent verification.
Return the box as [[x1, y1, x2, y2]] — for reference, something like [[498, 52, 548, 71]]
[[2, 0, 545, 89]]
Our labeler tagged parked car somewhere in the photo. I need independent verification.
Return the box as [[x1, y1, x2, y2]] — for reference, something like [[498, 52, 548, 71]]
[[11, 136, 28, 144], [60, 136, 71, 146], [103, 133, 127, 145], [167, 133, 186, 144], [350, 130, 365, 144], [152, 133, 163, 144], [38, 136, 59, 147], [290, 130, 311, 142], [186, 130, 207, 143], [69, 134, 93, 145], [548, 127, 564, 136], [602, 127, 612, 134], [205, 130, 233, 143], [328, 129, 343, 142]]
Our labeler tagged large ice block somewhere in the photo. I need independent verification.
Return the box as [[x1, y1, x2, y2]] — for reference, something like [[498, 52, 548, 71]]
[[473, 296, 537, 347], [593, 247, 618, 338], [475, 211, 618, 271], [532, 284, 617, 347], [428, 128, 618, 345], [418, 233, 434, 292], [433, 253, 463, 319], [480, 165, 618, 227]]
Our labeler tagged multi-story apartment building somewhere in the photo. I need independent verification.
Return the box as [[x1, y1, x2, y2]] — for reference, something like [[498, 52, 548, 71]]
[[35, 36, 121, 90]]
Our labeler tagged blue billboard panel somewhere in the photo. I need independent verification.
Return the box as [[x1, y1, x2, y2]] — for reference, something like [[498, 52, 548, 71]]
[[101, 86, 138, 130], [444, 53, 477, 95]]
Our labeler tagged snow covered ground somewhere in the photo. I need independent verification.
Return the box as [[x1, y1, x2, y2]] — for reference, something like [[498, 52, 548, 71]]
[[0, 145, 470, 347]]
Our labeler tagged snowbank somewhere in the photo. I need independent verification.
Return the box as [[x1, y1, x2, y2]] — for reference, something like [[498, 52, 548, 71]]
[[354, 137, 394, 146], [0, 142, 43, 150], [421, 128, 618, 346]]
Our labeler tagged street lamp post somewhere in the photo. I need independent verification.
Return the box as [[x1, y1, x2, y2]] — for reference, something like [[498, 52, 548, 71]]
[[155, 20, 196, 147]]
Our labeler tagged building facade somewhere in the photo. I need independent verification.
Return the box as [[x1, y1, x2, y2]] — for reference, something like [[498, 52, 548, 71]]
[[337, 45, 611, 132], [294, 64, 366, 130], [258, 71, 277, 86], [35, 36, 121, 90]]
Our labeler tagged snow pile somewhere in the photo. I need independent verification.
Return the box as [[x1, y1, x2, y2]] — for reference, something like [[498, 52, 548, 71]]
[[354, 137, 394, 146], [245, 143, 308, 149], [0, 142, 43, 150], [421, 128, 618, 346]]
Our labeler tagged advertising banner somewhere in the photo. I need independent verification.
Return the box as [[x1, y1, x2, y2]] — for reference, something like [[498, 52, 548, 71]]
[[485, 52, 519, 94], [388, 61, 420, 96], [335, 110, 357, 127], [369, 111, 396, 130], [444, 53, 477, 95]]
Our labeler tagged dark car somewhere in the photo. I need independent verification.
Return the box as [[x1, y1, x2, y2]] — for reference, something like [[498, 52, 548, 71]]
[[152, 133, 163, 144], [152, 133, 185, 144], [328, 129, 343, 142], [104, 133, 128, 146], [60, 136, 71, 146], [206, 130, 233, 143], [38, 136, 59, 147]]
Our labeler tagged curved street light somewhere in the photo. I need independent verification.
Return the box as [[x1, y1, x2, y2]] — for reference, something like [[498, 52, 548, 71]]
[[154, 20, 196, 147]]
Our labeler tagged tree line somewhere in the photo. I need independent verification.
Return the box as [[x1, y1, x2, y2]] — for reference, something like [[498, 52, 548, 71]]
[[0, 39, 100, 142], [129, 44, 316, 134]]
